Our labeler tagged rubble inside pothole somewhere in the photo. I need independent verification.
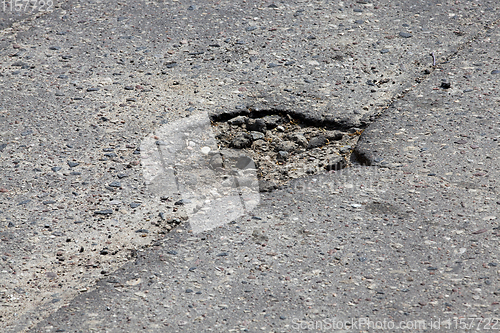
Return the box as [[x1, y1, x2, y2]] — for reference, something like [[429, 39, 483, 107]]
[[211, 113, 363, 191]]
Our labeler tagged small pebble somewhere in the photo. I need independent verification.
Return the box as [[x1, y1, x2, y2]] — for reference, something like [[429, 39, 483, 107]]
[[307, 135, 327, 149], [228, 116, 247, 126], [94, 209, 113, 215]]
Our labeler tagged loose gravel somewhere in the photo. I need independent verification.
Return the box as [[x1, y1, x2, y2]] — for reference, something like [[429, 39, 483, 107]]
[[212, 111, 363, 189]]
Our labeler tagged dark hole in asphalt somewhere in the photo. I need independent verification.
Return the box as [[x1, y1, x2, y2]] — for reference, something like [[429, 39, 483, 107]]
[[211, 110, 364, 190]]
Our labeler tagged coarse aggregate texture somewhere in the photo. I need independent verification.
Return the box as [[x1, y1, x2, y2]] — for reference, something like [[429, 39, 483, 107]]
[[30, 166, 500, 332], [212, 112, 359, 188], [355, 23, 500, 187], [0, 0, 499, 331]]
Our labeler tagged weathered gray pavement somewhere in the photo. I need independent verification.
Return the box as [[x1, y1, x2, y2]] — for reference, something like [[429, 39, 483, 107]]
[[0, 0, 499, 332]]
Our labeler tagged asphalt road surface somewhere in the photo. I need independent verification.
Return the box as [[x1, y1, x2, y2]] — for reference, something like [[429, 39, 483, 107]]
[[1, 0, 499, 332]]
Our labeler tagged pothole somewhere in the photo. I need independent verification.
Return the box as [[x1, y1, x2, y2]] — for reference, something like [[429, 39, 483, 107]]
[[140, 110, 365, 233], [211, 111, 364, 191]]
